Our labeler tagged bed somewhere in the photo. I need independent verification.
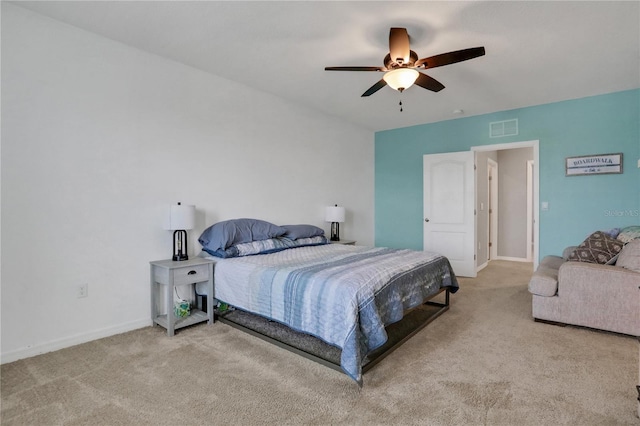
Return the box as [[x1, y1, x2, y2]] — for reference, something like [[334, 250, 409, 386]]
[[196, 219, 459, 385]]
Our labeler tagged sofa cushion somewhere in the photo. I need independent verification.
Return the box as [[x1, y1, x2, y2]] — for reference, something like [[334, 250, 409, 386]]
[[568, 231, 624, 264], [540, 255, 565, 270], [616, 239, 640, 273], [562, 246, 578, 261], [529, 256, 562, 297]]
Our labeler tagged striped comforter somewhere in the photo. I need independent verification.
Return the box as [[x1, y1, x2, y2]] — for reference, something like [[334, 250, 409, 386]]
[[205, 244, 458, 384]]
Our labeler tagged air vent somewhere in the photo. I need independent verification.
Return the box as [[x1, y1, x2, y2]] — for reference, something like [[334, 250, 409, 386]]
[[489, 119, 518, 138]]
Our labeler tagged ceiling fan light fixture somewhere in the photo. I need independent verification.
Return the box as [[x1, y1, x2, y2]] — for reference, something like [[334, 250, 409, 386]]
[[383, 68, 419, 92]]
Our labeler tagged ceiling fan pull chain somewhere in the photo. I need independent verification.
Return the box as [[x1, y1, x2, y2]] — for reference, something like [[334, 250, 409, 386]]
[[399, 99, 403, 112]]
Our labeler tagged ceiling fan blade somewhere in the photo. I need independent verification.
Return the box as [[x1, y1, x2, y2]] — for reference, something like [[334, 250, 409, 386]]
[[389, 27, 411, 65], [361, 79, 387, 97], [414, 73, 445, 92], [416, 46, 485, 69], [325, 66, 385, 72]]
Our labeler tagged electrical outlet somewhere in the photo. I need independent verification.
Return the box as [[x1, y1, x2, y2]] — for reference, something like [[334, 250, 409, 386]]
[[77, 283, 88, 298]]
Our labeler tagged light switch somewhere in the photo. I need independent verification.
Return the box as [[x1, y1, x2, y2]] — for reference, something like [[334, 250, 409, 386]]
[[541, 201, 549, 211]]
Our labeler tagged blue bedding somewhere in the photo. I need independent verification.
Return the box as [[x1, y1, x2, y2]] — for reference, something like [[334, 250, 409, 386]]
[[205, 244, 458, 385]]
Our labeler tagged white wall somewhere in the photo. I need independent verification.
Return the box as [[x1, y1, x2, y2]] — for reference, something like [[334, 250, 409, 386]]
[[1, 4, 374, 362]]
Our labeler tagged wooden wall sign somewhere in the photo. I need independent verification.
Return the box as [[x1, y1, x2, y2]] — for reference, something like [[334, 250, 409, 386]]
[[566, 153, 623, 176]]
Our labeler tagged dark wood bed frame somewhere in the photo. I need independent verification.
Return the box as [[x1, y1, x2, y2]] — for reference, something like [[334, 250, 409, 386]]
[[212, 287, 451, 377]]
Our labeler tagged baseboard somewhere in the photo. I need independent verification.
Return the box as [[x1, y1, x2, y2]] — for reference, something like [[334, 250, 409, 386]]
[[0, 318, 152, 364], [494, 256, 531, 263], [476, 261, 489, 272]]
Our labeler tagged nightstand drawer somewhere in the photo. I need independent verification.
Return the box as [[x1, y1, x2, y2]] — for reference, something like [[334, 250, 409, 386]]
[[173, 264, 210, 285]]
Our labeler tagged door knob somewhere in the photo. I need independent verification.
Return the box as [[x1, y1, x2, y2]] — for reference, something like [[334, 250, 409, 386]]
[[424, 218, 430, 222]]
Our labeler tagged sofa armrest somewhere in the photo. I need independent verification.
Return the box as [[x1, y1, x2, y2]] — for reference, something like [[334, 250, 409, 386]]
[[529, 256, 563, 296]]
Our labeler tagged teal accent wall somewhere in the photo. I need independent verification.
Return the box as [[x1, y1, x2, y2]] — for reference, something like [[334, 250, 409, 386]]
[[375, 89, 640, 259]]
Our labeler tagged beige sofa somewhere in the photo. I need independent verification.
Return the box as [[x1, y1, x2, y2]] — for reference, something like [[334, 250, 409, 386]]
[[528, 239, 640, 337]]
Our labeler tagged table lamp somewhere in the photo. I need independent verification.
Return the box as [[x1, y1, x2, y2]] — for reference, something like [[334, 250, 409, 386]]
[[164, 202, 195, 261], [325, 204, 345, 241]]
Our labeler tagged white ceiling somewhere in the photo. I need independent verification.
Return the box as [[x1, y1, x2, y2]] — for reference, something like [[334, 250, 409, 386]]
[[11, 1, 640, 132]]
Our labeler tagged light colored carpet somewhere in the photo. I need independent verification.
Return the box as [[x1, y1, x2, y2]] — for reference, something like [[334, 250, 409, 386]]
[[2, 260, 638, 425]]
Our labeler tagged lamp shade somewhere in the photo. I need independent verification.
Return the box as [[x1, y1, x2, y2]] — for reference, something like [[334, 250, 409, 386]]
[[383, 68, 419, 92], [164, 203, 195, 230], [325, 205, 345, 223]]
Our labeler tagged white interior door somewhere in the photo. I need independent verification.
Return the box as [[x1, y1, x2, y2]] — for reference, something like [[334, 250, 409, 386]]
[[423, 151, 476, 277]]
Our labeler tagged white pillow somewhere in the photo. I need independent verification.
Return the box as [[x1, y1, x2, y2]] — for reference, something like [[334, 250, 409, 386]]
[[616, 239, 640, 272]]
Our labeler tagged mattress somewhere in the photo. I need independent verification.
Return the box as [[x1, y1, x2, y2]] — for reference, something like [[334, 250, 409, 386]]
[[198, 244, 458, 384]]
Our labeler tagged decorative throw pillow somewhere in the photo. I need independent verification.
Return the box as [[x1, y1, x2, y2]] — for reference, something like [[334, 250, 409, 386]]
[[568, 231, 624, 264], [617, 226, 640, 244], [616, 238, 640, 272]]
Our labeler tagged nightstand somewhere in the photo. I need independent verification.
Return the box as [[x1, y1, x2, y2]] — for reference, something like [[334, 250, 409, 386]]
[[330, 240, 356, 245], [150, 258, 214, 336]]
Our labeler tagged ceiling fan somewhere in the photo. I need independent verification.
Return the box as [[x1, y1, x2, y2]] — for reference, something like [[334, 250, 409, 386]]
[[325, 27, 485, 97]]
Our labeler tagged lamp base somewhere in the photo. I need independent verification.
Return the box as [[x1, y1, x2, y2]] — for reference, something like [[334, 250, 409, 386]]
[[330, 222, 340, 241], [172, 230, 189, 261]]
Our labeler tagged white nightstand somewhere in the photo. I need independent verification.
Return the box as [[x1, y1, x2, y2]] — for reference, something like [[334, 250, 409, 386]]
[[330, 240, 356, 245], [150, 258, 214, 336]]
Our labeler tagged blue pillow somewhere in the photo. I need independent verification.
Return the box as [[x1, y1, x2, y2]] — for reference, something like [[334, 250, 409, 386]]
[[203, 235, 328, 258], [601, 228, 621, 239], [198, 219, 286, 252], [281, 224, 325, 240], [289, 235, 328, 247], [203, 238, 288, 258]]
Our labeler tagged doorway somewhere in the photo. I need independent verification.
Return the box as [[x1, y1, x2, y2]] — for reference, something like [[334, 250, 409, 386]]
[[473, 140, 539, 270], [487, 158, 498, 261], [422, 141, 539, 277], [527, 159, 535, 261]]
